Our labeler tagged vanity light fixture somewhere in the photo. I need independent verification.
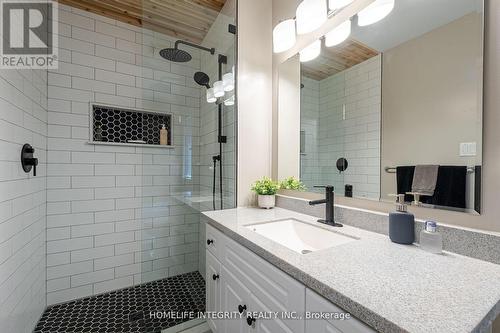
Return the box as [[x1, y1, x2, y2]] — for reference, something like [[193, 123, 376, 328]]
[[328, 0, 354, 11], [296, 0, 327, 35], [213, 80, 224, 97], [300, 40, 321, 62], [325, 19, 351, 47], [273, 19, 296, 53], [206, 88, 216, 103], [357, 0, 394, 26], [222, 72, 234, 92]]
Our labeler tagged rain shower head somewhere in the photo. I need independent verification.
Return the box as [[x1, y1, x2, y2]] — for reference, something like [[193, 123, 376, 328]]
[[194, 72, 210, 88], [159, 48, 192, 62], [159, 40, 215, 63]]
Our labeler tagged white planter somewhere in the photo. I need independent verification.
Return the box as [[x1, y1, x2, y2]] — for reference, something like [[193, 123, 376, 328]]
[[258, 195, 276, 209]]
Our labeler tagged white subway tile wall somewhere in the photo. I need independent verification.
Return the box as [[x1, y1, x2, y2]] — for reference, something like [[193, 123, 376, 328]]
[[0, 43, 48, 333], [46, 4, 203, 305], [301, 55, 381, 199]]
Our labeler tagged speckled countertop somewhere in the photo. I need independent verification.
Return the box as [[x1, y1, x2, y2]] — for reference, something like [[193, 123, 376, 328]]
[[203, 207, 500, 333]]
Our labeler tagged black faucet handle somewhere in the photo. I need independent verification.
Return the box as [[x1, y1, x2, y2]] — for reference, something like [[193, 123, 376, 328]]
[[21, 144, 38, 177]]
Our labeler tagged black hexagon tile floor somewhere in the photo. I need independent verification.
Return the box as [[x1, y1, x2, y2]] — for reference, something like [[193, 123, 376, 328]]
[[34, 272, 205, 333]]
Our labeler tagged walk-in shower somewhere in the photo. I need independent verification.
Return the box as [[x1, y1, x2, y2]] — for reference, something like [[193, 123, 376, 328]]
[[0, 1, 236, 332]]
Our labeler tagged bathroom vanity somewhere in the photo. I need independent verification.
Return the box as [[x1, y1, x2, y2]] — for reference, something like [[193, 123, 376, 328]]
[[203, 207, 500, 333], [205, 221, 372, 333]]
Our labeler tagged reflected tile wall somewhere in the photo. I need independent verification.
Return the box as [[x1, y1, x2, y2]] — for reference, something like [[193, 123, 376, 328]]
[[300, 55, 381, 199]]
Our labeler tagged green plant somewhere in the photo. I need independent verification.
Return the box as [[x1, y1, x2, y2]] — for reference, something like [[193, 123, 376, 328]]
[[251, 177, 280, 195], [280, 176, 306, 191]]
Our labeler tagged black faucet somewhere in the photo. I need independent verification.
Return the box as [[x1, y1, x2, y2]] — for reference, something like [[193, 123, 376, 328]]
[[309, 185, 343, 227]]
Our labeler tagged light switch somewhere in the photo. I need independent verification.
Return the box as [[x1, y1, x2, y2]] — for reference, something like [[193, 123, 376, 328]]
[[460, 142, 476, 156]]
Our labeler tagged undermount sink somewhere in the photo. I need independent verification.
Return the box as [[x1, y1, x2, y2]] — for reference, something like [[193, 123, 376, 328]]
[[245, 218, 356, 254]]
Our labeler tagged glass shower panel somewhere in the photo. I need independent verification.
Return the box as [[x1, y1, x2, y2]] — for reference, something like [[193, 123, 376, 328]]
[[133, 26, 201, 286], [199, 1, 237, 212], [133, 0, 236, 328]]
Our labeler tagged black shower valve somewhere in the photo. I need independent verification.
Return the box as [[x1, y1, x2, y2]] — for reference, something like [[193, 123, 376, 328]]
[[21, 144, 38, 176]]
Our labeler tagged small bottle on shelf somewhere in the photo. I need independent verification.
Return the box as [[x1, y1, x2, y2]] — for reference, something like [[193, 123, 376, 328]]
[[420, 221, 443, 254], [160, 124, 168, 145]]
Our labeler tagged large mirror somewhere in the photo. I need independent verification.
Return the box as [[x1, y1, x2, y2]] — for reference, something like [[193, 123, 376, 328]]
[[278, 0, 484, 214]]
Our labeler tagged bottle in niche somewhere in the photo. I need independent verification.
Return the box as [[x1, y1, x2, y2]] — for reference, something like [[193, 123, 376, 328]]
[[160, 124, 168, 145], [420, 221, 443, 254], [95, 123, 103, 141]]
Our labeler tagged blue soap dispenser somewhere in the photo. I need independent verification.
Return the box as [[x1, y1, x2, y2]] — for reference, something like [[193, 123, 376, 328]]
[[388, 194, 415, 245]]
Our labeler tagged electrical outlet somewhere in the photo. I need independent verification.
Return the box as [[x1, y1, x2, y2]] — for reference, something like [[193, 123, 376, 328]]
[[460, 142, 476, 156]]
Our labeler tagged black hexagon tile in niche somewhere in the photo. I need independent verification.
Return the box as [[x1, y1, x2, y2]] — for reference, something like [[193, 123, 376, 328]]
[[33, 272, 205, 333], [92, 105, 171, 145]]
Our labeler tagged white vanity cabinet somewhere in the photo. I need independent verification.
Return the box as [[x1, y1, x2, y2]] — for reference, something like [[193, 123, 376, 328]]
[[205, 224, 375, 333]]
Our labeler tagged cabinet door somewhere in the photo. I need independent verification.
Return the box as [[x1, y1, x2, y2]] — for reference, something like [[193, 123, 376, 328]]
[[249, 292, 296, 333], [223, 236, 305, 333], [206, 251, 222, 332], [221, 265, 252, 333]]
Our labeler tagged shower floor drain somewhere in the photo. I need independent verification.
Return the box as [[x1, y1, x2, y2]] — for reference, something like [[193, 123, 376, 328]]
[[33, 271, 205, 333]]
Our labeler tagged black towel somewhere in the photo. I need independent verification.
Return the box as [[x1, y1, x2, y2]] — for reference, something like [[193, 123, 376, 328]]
[[396, 166, 414, 203], [432, 166, 467, 209], [396, 166, 467, 209]]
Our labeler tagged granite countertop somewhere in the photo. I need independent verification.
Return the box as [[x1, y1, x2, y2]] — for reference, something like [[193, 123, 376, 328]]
[[203, 207, 500, 333]]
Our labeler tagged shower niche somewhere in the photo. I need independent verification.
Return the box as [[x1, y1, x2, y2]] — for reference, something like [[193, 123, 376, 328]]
[[90, 104, 173, 147]]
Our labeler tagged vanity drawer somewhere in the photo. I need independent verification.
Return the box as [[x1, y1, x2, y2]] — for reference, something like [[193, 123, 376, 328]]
[[306, 289, 375, 333], [206, 223, 225, 259]]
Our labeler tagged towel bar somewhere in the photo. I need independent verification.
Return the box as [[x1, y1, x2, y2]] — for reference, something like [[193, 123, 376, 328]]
[[384, 166, 475, 174]]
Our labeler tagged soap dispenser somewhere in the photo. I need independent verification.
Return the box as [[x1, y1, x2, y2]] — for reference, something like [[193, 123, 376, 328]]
[[388, 194, 415, 245]]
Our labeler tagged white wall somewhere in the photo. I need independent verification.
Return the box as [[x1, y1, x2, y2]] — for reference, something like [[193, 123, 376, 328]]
[[45, 5, 201, 305], [0, 46, 48, 333], [277, 55, 301, 180], [237, 0, 273, 206]]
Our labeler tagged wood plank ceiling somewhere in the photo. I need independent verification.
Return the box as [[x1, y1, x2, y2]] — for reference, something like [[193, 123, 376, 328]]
[[301, 39, 379, 81], [57, 0, 227, 44]]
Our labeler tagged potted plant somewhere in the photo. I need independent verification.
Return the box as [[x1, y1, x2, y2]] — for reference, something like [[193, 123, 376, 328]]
[[280, 176, 306, 191], [251, 177, 280, 209]]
